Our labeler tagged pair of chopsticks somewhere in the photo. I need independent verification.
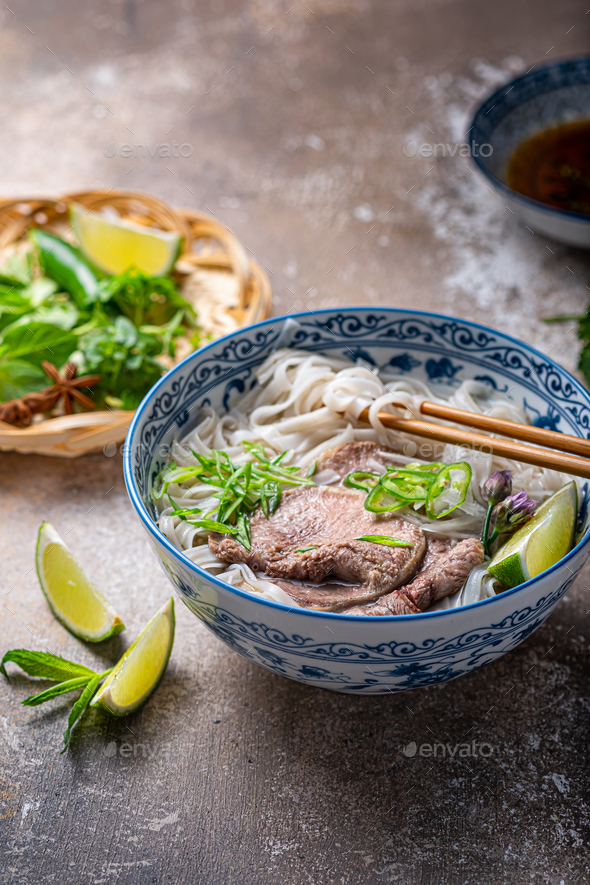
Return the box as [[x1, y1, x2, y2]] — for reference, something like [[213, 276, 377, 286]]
[[357, 401, 590, 479]]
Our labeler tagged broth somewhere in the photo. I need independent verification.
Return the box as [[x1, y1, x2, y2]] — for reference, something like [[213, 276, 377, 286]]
[[506, 119, 590, 215]]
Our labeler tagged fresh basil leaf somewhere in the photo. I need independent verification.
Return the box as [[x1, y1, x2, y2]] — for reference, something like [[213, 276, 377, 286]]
[[0, 271, 26, 288], [0, 252, 31, 286], [23, 276, 59, 305], [0, 289, 33, 333], [0, 357, 46, 401], [0, 321, 77, 367], [22, 675, 93, 707], [353, 535, 414, 547], [1, 650, 97, 682], [62, 670, 106, 752], [22, 302, 80, 331]]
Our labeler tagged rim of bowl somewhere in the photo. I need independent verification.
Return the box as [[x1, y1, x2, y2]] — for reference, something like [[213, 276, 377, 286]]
[[469, 55, 590, 224], [124, 306, 590, 621]]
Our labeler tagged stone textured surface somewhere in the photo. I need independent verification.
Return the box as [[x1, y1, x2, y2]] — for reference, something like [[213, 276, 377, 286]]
[[1, 1, 590, 883]]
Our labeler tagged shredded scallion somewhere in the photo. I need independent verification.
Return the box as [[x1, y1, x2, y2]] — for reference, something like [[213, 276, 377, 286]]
[[154, 443, 316, 550]]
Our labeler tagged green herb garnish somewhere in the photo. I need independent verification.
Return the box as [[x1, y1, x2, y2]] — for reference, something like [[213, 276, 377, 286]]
[[353, 535, 414, 547], [155, 443, 316, 550], [97, 267, 193, 329], [1, 650, 112, 752], [0, 238, 202, 413], [294, 546, 319, 553], [77, 316, 169, 410], [545, 311, 590, 387]]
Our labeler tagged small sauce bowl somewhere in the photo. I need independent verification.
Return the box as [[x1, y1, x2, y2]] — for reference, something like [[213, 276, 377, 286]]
[[469, 56, 590, 248]]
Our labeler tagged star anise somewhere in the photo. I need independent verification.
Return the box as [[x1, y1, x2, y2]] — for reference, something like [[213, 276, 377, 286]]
[[40, 361, 102, 415], [0, 362, 102, 427]]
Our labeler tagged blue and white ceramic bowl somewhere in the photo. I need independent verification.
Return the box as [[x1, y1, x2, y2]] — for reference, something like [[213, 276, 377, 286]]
[[470, 56, 590, 248], [124, 309, 590, 694]]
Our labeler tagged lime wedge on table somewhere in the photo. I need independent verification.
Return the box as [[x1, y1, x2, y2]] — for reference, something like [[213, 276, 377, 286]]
[[91, 598, 175, 716], [70, 203, 180, 276], [488, 482, 578, 589], [36, 522, 125, 642]]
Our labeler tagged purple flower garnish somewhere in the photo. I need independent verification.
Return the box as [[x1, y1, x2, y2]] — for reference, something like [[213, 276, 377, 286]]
[[482, 469, 513, 506], [491, 489, 537, 535]]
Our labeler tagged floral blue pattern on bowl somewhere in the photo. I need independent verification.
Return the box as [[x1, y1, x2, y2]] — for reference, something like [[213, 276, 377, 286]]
[[469, 56, 590, 248], [124, 309, 590, 694]]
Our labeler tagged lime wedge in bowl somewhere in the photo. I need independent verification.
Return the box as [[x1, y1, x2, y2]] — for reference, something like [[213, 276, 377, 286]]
[[70, 203, 181, 276], [91, 598, 174, 716], [36, 522, 125, 642], [488, 481, 578, 589]]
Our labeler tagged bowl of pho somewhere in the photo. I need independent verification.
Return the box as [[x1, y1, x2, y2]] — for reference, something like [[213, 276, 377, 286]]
[[124, 308, 590, 694]]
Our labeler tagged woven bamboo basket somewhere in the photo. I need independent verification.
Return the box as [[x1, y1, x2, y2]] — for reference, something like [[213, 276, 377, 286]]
[[0, 190, 271, 457]]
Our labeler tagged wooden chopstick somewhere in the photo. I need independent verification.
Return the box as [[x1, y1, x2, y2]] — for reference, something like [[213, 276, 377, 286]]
[[357, 407, 590, 480], [420, 400, 590, 459]]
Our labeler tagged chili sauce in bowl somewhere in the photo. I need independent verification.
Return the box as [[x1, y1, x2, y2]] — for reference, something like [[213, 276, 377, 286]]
[[469, 57, 590, 247], [507, 120, 590, 216]]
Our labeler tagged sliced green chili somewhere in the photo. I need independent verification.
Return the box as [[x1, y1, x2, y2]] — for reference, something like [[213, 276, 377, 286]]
[[380, 475, 430, 502], [364, 483, 407, 513], [30, 229, 99, 308], [344, 470, 381, 492], [399, 462, 446, 474], [425, 461, 472, 519]]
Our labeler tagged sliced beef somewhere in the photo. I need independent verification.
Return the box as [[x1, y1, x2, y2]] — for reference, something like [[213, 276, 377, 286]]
[[346, 537, 485, 616], [345, 537, 454, 615], [274, 540, 453, 611], [389, 537, 484, 613], [316, 441, 402, 483], [208, 485, 426, 602], [273, 579, 378, 611]]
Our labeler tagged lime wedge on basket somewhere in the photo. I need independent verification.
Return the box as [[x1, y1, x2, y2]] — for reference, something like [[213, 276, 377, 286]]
[[488, 481, 578, 589], [36, 522, 125, 642], [70, 203, 180, 276], [91, 598, 175, 716]]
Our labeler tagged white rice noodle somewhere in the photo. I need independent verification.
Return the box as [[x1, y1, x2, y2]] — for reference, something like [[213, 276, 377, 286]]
[[157, 348, 580, 611]]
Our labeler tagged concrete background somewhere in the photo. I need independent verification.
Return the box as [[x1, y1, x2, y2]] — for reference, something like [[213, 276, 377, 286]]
[[1, 1, 590, 883]]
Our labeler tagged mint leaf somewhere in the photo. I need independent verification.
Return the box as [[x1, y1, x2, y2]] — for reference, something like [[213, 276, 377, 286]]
[[62, 670, 108, 752], [353, 535, 414, 547], [1, 650, 97, 682], [0, 321, 77, 367], [22, 675, 93, 707]]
